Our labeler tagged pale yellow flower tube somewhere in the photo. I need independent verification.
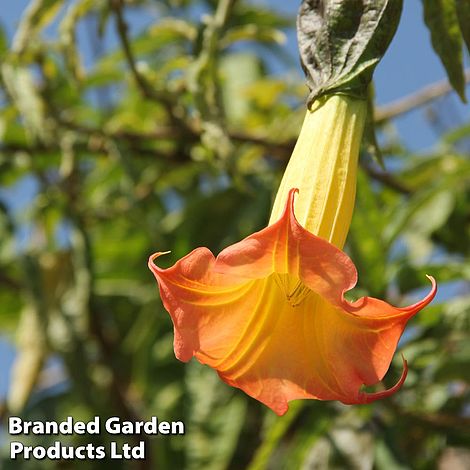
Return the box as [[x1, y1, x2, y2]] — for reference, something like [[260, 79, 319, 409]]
[[269, 95, 367, 249]]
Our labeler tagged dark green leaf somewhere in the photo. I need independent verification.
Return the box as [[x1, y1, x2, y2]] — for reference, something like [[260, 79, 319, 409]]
[[0, 22, 7, 60], [11, 0, 63, 55], [456, 0, 470, 53], [59, 0, 98, 82], [230, 4, 293, 30], [297, 0, 403, 103], [363, 86, 384, 168], [349, 170, 388, 297], [422, 0, 466, 101], [220, 25, 286, 48], [1, 64, 52, 143]]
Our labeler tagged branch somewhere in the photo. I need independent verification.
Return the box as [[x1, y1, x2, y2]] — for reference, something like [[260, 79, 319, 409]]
[[228, 130, 294, 158], [0, 139, 175, 161], [53, 116, 413, 194], [387, 401, 470, 431], [375, 69, 470, 123], [362, 163, 412, 194], [109, 0, 191, 134], [0, 273, 23, 291], [191, 0, 239, 121], [109, 0, 166, 103], [50, 67, 470, 161]]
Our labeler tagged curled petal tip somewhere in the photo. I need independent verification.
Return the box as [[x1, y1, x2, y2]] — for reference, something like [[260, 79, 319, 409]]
[[284, 188, 299, 217], [288, 188, 299, 203], [421, 274, 438, 303], [400, 274, 437, 315], [425, 274, 437, 291], [357, 355, 408, 404], [148, 251, 171, 271]]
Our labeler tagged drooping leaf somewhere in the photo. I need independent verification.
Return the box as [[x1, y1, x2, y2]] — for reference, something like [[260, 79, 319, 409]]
[[7, 305, 47, 413], [397, 262, 470, 294], [0, 22, 7, 60], [59, 0, 99, 82], [11, 0, 63, 55], [385, 154, 470, 248], [220, 24, 286, 48], [229, 4, 293, 30], [455, 0, 470, 53], [220, 53, 262, 124], [185, 362, 247, 470], [0, 106, 29, 147], [443, 122, 470, 146], [349, 170, 388, 297], [147, 18, 197, 45], [374, 439, 409, 470], [422, 0, 466, 102], [363, 86, 384, 168], [297, 0, 403, 103], [248, 402, 304, 470], [1, 64, 52, 143]]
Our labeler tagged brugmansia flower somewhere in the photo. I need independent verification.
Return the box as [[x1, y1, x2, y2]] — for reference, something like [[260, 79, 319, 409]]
[[148, 96, 436, 416]]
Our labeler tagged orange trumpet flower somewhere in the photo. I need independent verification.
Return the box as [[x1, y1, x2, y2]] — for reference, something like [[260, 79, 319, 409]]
[[148, 96, 436, 415]]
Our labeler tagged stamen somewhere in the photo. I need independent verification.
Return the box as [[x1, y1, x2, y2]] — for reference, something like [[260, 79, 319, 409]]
[[273, 274, 312, 307]]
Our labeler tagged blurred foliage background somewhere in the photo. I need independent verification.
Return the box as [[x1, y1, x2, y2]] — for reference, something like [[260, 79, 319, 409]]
[[0, 0, 469, 469]]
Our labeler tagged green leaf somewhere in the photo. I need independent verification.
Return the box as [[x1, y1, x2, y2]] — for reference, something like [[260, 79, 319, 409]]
[[220, 25, 286, 48], [422, 0, 466, 102], [384, 154, 470, 248], [349, 170, 388, 297], [59, 0, 99, 82], [407, 190, 455, 236], [1, 64, 52, 143], [363, 86, 384, 168], [297, 0, 403, 103], [185, 362, 247, 470], [230, 4, 293, 30], [456, 0, 470, 53], [374, 439, 409, 470], [397, 262, 470, 294], [385, 186, 454, 248], [443, 122, 470, 145], [11, 0, 63, 55], [248, 402, 304, 470], [220, 53, 262, 123], [0, 22, 7, 60], [0, 106, 29, 146], [434, 336, 470, 382], [8, 305, 47, 413], [148, 18, 197, 44]]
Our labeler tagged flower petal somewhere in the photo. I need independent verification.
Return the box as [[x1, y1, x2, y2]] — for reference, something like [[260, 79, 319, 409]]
[[148, 249, 262, 363], [215, 189, 357, 305], [148, 189, 437, 415]]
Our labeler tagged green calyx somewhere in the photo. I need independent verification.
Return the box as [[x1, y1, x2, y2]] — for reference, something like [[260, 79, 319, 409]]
[[297, 0, 403, 106]]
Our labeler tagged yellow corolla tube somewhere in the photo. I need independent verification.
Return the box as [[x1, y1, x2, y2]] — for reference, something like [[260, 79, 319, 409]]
[[269, 95, 367, 248]]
